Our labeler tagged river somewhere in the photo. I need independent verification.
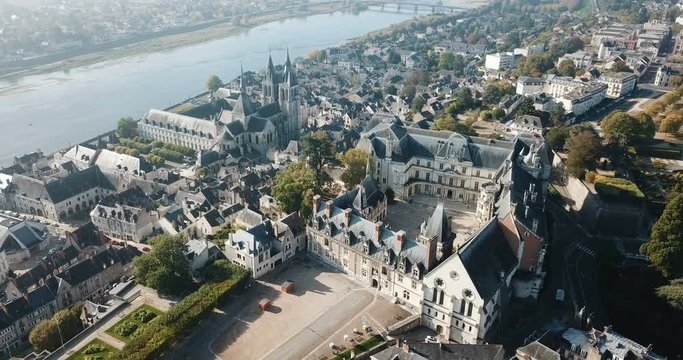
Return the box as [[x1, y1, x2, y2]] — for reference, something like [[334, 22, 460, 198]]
[[0, 8, 435, 166]]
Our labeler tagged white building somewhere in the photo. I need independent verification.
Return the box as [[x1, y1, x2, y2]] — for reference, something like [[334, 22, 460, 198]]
[[90, 187, 158, 243], [485, 52, 515, 71], [654, 66, 679, 88], [186, 239, 210, 272], [557, 51, 593, 69], [421, 218, 518, 344], [598, 72, 637, 99], [516, 77, 546, 96], [225, 213, 305, 278]]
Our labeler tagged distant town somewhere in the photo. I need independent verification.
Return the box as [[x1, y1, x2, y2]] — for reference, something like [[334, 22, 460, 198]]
[[0, 0, 682, 360]]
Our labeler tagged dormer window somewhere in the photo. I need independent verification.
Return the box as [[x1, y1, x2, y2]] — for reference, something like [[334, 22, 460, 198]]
[[412, 267, 420, 278], [363, 241, 370, 254], [398, 258, 405, 272]]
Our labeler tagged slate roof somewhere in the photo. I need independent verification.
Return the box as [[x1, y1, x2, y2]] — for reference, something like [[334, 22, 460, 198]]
[[279, 212, 305, 237], [144, 109, 220, 136], [41, 166, 115, 203], [516, 341, 560, 360], [94, 149, 152, 174], [410, 342, 505, 360], [459, 218, 518, 300], [202, 209, 225, 227]]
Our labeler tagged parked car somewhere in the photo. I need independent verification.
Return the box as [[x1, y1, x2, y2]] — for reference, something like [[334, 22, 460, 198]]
[[425, 336, 439, 344]]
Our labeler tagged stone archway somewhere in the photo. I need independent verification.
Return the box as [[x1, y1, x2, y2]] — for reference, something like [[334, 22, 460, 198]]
[[371, 279, 379, 288]]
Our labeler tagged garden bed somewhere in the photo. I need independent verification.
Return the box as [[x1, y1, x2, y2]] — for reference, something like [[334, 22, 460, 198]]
[[66, 339, 119, 360], [332, 335, 385, 360], [594, 175, 645, 203], [105, 305, 164, 343]]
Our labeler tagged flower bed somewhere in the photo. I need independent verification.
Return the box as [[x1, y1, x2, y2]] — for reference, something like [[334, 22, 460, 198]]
[[105, 304, 164, 343]]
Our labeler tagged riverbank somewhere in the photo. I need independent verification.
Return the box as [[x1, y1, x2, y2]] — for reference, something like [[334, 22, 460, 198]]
[[0, 2, 350, 82]]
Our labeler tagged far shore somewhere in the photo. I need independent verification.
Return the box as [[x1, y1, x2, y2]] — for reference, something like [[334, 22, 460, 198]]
[[0, 2, 352, 82]]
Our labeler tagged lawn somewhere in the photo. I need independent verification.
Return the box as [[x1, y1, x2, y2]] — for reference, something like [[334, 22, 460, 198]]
[[105, 304, 164, 343], [66, 339, 119, 360]]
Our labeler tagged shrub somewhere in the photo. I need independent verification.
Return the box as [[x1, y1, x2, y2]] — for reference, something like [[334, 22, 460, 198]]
[[133, 309, 157, 323], [151, 148, 184, 162], [114, 321, 139, 337], [84, 344, 107, 354], [584, 171, 597, 183], [594, 175, 645, 203], [633, 146, 681, 160], [84, 356, 104, 360]]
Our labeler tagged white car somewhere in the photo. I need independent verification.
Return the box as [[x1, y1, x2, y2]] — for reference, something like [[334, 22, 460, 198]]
[[425, 336, 439, 344]]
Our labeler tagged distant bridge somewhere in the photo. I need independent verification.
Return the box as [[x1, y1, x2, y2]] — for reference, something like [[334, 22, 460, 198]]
[[357, 0, 468, 13]]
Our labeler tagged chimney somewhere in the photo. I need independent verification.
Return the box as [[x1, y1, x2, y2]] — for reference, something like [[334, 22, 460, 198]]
[[273, 221, 279, 236], [373, 221, 383, 242], [312, 195, 321, 215], [604, 325, 612, 333], [402, 340, 410, 353], [343, 208, 352, 227], [524, 205, 530, 219], [395, 339, 401, 348], [325, 200, 333, 219], [396, 230, 406, 251]]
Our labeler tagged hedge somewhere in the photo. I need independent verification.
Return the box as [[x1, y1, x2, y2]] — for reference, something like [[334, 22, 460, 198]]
[[114, 264, 248, 360], [151, 148, 184, 163], [594, 175, 645, 203], [632, 146, 682, 160]]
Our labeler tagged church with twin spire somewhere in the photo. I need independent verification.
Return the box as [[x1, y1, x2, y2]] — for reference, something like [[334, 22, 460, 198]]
[[138, 52, 301, 161]]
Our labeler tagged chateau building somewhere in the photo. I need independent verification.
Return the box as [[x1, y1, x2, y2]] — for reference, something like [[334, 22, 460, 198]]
[[138, 54, 301, 160], [357, 121, 515, 204]]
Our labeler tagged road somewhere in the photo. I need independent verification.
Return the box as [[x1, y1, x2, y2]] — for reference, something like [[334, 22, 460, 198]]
[[260, 289, 374, 360]]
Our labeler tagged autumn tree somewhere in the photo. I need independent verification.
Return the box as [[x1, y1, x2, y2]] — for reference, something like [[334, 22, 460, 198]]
[[565, 130, 602, 178], [117, 116, 138, 139], [546, 127, 570, 151], [29, 304, 84, 351], [641, 193, 683, 279], [660, 111, 683, 134], [206, 75, 223, 93], [338, 148, 369, 188], [272, 161, 318, 215], [134, 235, 192, 296], [302, 131, 335, 186]]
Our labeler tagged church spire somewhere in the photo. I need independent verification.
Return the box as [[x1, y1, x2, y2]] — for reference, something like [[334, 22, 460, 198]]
[[240, 62, 245, 92]]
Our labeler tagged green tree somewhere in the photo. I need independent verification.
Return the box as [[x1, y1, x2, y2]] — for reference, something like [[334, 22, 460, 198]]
[[338, 148, 369, 188], [134, 235, 192, 296], [438, 52, 456, 71], [660, 111, 683, 134], [492, 107, 506, 120], [551, 103, 566, 126], [412, 95, 426, 113], [29, 304, 84, 351], [566, 130, 602, 178], [433, 114, 478, 136], [641, 193, 683, 279], [480, 110, 493, 121], [206, 75, 223, 93], [546, 127, 570, 150], [302, 131, 335, 186], [601, 111, 655, 145], [656, 278, 683, 310], [385, 187, 396, 204], [633, 112, 656, 139], [401, 84, 417, 101], [117, 116, 138, 139], [388, 51, 401, 64], [557, 59, 577, 77], [385, 85, 398, 95], [272, 162, 318, 214]]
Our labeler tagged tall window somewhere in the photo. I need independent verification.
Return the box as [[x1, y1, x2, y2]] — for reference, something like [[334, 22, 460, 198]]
[[438, 290, 445, 305], [459, 300, 466, 314], [467, 302, 473, 317]]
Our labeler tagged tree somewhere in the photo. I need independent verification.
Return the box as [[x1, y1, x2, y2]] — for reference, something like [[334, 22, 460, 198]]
[[551, 103, 566, 126], [388, 51, 401, 64], [546, 127, 570, 150], [433, 114, 478, 136], [480, 110, 493, 121], [385, 85, 398, 95], [557, 59, 577, 77], [492, 107, 506, 120], [641, 193, 683, 279], [438, 52, 457, 71], [302, 131, 335, 186], [660, 111, 683, 134], [338, 148, 368, 188], [206, 75, 223, 93], [272, 161, 318, 214], [134, 235, 192, 296], [656, 278, 683, 310], [412, 95, 426, 113], [117, 116, 138, 139], [611, 60, 632, 73], [633, 112, 656, 139], [566, 130, 602, 178], [385, 187, 396, 204], [30, 304, 84, 351], [601, 111, 655, 145], [400, 84, 416, 101]]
